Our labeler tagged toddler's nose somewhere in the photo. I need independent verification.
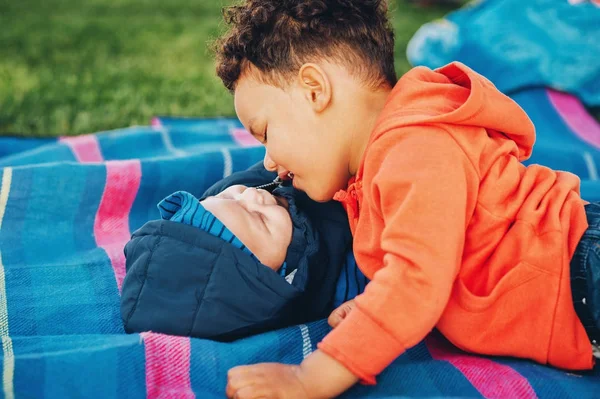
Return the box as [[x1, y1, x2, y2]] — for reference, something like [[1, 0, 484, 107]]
[[263, 152, 278, 172], [263, 153, 290, 179]]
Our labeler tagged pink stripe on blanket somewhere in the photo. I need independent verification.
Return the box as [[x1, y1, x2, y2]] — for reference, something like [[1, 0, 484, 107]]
[[59, 135, 104, 163], [141, 333, 195, 399], [94, 160, 142, 291], [547, 89, 600, 149], [230, 128, 261, 147], [426, 334, 537, 399]]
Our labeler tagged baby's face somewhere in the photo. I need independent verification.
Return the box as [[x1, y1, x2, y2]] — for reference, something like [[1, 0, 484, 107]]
[[200, 185, 292, 270]]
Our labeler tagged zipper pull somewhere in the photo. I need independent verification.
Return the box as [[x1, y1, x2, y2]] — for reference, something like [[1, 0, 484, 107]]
[[254, 176, 283, 193]]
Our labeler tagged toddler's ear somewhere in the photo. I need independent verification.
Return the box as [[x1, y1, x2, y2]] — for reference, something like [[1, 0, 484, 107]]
[[298, 63, 332, 113]]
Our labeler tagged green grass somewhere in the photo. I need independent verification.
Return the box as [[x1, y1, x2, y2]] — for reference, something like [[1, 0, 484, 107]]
[[0, 0, 459, 137]]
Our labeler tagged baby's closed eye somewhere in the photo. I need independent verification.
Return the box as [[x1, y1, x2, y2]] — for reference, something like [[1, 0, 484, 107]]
[[274, 195, 289, 209]]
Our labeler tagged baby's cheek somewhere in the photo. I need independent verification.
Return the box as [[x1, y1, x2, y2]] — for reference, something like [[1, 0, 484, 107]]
[[282, 220, 293, 247], [273, 224, 293, 267], [259, 234, 289, 272], [255, 247, 285, 272], [251, 214, 292, 271]]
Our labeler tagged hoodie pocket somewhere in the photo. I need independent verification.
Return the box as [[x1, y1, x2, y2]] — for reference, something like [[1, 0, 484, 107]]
[[454, 261, 547, 313]]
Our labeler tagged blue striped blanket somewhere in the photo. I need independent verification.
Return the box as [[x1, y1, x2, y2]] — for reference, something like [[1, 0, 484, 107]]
[[1, 90, 600, 397], [1, 0, 600, 393]]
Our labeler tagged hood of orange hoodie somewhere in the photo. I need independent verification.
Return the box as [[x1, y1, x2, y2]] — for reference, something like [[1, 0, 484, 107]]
[[372, 62, 535, 161]]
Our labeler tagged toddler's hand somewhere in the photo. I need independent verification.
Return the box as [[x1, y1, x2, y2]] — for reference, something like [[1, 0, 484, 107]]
[[226, 363, 309, 399], [328, 299, 356, 328], [226, 350, 359, 399]]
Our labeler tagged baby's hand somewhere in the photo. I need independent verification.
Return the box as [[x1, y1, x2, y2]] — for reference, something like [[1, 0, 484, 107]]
[[328, 299, 356, 328]]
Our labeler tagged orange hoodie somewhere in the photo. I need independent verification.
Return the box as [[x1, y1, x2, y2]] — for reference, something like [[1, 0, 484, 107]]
[[318, 62, 593, 384]]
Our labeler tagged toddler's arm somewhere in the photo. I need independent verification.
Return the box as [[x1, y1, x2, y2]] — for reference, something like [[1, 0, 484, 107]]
[[318, 131, 477, 383]]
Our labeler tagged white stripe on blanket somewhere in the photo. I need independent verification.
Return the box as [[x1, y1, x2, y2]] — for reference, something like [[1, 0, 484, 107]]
[[583, 152, 599, 181], [0, 168, 14, 399], [299, 324, 312, 359], [221, 148, 233, 178]]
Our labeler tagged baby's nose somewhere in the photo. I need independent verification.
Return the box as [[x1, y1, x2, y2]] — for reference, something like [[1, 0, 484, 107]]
[[240, 187, 264, 204]]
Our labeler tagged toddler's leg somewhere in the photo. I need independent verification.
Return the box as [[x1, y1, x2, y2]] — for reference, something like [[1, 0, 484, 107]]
[[583, 204, 600, 332], [571, 202, 600, 354]]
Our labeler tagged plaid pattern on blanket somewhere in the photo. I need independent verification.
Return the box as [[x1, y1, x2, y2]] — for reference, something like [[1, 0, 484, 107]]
[[1, 96, 600, 397]]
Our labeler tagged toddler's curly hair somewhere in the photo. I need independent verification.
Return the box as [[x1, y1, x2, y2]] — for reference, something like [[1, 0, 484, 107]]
[[214, 0, 396, 92]]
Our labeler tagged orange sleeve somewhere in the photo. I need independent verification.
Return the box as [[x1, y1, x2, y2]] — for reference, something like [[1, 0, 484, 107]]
[[318, 130, 478, 384]]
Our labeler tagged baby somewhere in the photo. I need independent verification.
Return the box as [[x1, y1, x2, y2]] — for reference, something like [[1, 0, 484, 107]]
[[120, 163, 353, 341], [158, 185, 299, 283]]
